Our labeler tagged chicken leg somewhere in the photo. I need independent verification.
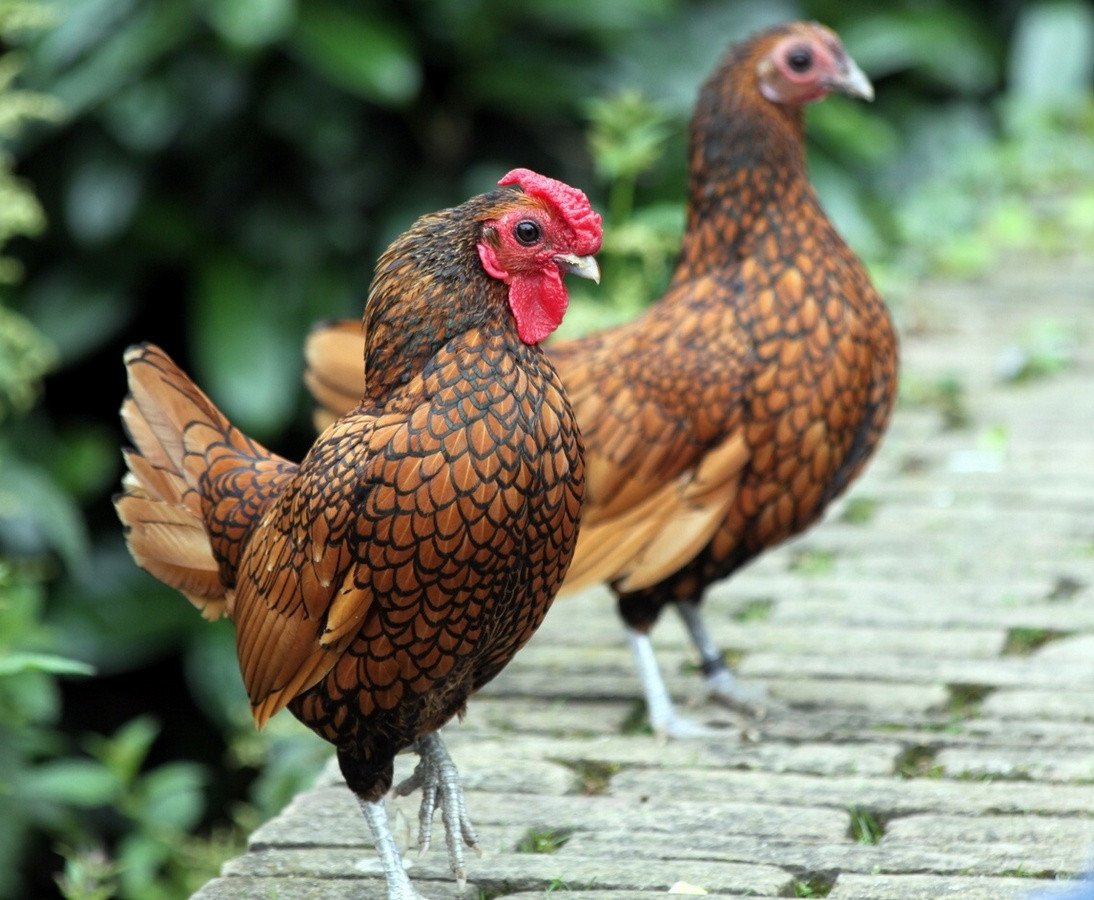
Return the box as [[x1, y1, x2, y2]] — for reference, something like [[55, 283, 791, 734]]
[[393, 731, 480, 889], [626, 628, 715, 739], [357, 797, 424, 900], [674, 600, 768, 716]]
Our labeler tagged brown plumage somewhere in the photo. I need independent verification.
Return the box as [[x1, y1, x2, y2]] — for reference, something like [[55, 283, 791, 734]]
[[116, 169, 601, 897], [304, 22, 899, 737]]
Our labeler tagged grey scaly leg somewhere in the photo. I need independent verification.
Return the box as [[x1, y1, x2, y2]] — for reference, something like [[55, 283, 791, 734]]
[[626, 627, 715, 739], [675, 600, 768, 715], [357, 796, 426, 899]]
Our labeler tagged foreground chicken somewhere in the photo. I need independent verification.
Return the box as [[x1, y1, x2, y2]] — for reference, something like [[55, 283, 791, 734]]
[[115, 169, 600, 898], [305, 22, 899, 737]]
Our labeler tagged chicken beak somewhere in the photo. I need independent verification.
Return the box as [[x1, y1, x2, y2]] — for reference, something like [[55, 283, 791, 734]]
[[555, 253, 601, 284], [832, 57, 874, 102]]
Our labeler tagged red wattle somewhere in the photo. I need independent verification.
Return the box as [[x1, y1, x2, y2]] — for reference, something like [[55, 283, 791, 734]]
[[508, 266, 567, 345]]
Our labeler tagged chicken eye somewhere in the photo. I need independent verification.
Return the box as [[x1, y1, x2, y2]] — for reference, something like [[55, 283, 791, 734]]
[[787, 46, 813, 73], [514, 220, 541, 245]]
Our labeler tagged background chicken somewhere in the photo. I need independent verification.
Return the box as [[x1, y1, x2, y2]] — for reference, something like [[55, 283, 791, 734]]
[[115, 169, 600, 898], [304, 22, 898, 738]]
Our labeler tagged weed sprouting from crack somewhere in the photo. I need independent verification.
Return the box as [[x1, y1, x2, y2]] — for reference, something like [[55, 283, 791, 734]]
[[514, 827, 574, 854], [848, 806, 885, 845], [945, 683, 994, 718], [619, 699, 654, 736], [557, 758, 623, 795], [1002, 627, 1070, 656], [785, 872, 837, 897], [896, 744, 944, 779], [733, 597, 775, 622]]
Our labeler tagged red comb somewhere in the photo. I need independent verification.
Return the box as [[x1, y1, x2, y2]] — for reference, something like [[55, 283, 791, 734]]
[[498, 168, 602, 256]]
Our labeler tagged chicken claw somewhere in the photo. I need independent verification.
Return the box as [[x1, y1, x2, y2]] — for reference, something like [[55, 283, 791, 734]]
[[394, 732, 480, 888]]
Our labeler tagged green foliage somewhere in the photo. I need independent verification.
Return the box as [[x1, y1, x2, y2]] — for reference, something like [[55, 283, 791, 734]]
[[792, 874, 835, 897], [0, 303, 54, 418], [788, 548, 837, 576]]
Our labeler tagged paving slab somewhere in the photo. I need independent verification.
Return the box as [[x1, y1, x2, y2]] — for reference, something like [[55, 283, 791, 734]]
[[827, 873, 1068, 899]]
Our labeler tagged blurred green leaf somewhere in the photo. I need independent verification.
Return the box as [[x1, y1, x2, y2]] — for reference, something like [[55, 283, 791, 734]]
[[0, 651, 94, 676], [192, 256, 301, 437], [843, 8, 999, 93], [27, 0, 193, 117], [202, 0, 296, 50], [133, 762, 206, 831], [0, 304, 55, 419], [23, 759, 120, 807], [19, 269, 133, 364], [588, 90, 671, 185], [0, 446, 89, 572], [85, 716, 158, 785], [117, 830, 169, 900], [291, 3, 420, 105], [809, 96, 899, 166], [1008, 1, 1094, 105], [39, 423, 119, 502], [0, 668, 61, 724], [65, 154, 143, 245], [100, 75, 185, 153], [49, 542, 204, 674]]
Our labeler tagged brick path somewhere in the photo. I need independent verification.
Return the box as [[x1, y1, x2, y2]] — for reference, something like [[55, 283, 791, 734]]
[[195, 256, 1094, 899]]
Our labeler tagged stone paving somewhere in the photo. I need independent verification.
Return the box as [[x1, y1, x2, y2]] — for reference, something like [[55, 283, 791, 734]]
[[195, 255, 1094, 899]]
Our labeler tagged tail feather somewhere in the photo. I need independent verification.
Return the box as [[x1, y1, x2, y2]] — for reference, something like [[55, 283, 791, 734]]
[[116, 343, 294, 620], [114, 490, 226, 619], [304, 318, 364, 429]]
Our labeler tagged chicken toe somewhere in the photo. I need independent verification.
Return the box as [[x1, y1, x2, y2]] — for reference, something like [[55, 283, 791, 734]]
[[394, 732, 480, 887]]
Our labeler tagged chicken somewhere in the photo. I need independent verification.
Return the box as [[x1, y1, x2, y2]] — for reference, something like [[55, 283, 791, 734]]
[[115, 169, 601, 899], [304, 21, 898, 738]]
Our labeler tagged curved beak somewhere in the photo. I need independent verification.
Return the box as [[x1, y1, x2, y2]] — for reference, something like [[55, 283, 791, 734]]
[[555, 253, 601, 284], [831, 56, 874, 102]]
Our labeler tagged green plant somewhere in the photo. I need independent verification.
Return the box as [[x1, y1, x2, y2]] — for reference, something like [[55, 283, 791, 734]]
[[840, 497, 878, 525], [562, 758, 622, 796], [732, 598, 775, 622], [788, 548, 837, 576], [896, 744, 944, 779], [848, 806, 884, 845], [946, 683, 994, 718], [1002, 627, 1069, 656], [515, 826, 574, 854]]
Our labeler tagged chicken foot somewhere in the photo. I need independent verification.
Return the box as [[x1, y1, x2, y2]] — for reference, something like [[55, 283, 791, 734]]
[[674, 600, 769, 717], [394, 731, 481, 889]]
